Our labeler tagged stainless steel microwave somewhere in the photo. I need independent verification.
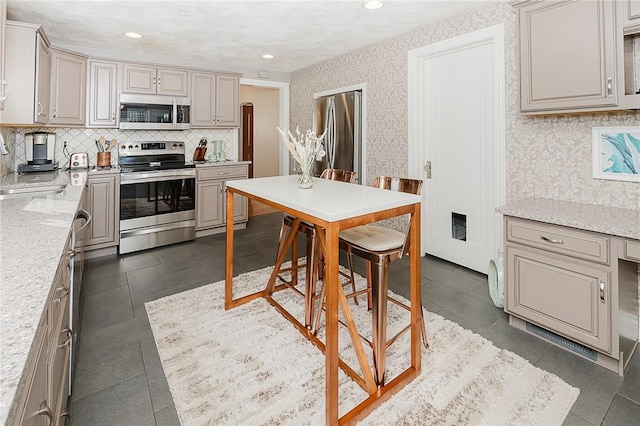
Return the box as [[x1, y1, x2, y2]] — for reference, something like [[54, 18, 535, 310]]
[[118, 94, 190, 130]]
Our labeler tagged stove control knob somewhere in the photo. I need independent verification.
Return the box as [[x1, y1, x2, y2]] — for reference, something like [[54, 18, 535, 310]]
[[128, 145, 133, 149], [134, 145, 139, 149], [172, 143, 177, 148], [121, 145, 126, 150]]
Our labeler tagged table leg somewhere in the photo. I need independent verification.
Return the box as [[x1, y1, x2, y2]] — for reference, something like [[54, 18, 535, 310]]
[[225, 189, 235, 310], [325, 222, 339, 425], [410, 204, 422, 371]]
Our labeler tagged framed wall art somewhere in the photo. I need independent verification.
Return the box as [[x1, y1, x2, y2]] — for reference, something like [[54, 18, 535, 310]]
[[592, 127, 640, 182]]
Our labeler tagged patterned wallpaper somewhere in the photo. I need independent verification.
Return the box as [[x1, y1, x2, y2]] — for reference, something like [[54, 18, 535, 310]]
[[290, 1, 640, 210], [1, 127, 235, 171]]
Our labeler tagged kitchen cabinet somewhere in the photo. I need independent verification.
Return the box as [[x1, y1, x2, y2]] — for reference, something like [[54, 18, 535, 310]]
[[620, 0, 640, 27], [13, 234, 73, 426], [517, 0, 618, 113], [87, 60, 117, 127], [191, 72, 240, 128], [504, 215, 639, 375], [80, 173, 119, 251], [2, 20, 51, 125], [49, 48, 87, 126], [122, 63, 188, 96], [196, 164, 248, 233], [0, 0, 8, 111]]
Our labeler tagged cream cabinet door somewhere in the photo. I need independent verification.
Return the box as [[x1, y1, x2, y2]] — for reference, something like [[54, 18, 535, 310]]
[[122, 63, 156, 94], [0, 0, 7, 111], [157, 67, 188, 96], [519, 0, 617, 112], [196, 180, 224, 229], [34, 33, 50, 124], [49, 49, 86, 126], [191, 72, 216, 127], [88, 61, 117, 127], [81, 175, 118, 249], [506, 245, 611, 353], [18, 335, 49, 426], [623, 0, 640, 25], [215, 74, 239, 127]]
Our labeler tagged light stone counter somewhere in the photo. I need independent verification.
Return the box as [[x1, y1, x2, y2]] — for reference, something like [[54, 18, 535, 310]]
[[0, 170, 87, 424], [497, 197, 640, 240]]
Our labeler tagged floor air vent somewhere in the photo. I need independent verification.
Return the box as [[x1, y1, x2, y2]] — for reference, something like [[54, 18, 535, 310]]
[[525, 322, 597, 361]]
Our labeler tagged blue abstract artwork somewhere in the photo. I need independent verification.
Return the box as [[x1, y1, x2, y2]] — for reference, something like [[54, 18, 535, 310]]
[[593, 127, 640, 182]]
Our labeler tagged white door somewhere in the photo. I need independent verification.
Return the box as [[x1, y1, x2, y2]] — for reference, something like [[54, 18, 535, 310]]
[[409, 25, 505, 273]]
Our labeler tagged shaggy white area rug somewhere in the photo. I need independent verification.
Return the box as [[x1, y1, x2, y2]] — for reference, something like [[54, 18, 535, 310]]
[[146, 263, 579, 425]]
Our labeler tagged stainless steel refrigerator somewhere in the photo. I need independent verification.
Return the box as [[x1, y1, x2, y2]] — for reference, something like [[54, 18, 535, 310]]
[[314, 90, 362, 183]]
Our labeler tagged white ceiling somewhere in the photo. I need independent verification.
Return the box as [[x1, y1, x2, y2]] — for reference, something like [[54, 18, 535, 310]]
[[6, 0, 490, 75]]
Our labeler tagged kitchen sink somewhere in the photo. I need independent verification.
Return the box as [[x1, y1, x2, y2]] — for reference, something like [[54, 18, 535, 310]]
[[0, 184, 66, 200]]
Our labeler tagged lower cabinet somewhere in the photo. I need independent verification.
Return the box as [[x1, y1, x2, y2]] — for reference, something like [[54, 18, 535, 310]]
[[80, 173, 119, 252], [196, 164, 248, 232], [504, 216, 639, 375], [506, 245, 611, 353], [16, 234, 73, 426]]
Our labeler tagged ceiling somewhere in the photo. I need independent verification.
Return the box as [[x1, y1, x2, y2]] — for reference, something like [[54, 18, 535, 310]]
[[6, 0, 490, 75]]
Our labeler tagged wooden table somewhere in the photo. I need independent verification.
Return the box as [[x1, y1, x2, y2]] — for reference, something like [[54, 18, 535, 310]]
[[225, 175, 422, 425]]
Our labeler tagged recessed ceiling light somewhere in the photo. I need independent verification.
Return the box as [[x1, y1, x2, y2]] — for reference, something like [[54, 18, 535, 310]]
[[363, 1, 384, 10], [124, 32, 143, 39], [262, 54, 274, 59]]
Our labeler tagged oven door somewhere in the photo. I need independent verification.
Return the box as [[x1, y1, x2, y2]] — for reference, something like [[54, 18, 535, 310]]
[[119, 169, 196, 253]]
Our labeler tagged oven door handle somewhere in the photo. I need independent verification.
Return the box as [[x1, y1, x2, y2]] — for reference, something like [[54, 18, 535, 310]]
[[120, 170, 196, 183]]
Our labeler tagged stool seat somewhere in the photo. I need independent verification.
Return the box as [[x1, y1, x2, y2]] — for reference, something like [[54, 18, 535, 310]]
[[340, 225, 405, 252]]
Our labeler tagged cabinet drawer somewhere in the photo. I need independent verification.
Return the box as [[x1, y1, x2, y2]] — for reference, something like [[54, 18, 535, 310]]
[[506, 218, 609, 264], [505, 245, 611, 353], [197, 166, 247, 181], [622, 239, 640, 262]]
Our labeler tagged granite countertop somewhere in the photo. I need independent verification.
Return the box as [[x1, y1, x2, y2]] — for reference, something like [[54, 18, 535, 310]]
[[0, 170, 87, 424], [497, 197, 640, 240]]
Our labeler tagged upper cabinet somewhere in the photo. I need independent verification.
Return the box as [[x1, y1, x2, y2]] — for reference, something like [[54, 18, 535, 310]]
[[1, 20, 50, 125], [49, 48, 87, 126], [620, 0, 640, 28], [191, 72, 239, 128], [516, 0, 640, 114], [87, 60, 117, 127], [122, 63, 188, 96], [0, 0, 7, 111]]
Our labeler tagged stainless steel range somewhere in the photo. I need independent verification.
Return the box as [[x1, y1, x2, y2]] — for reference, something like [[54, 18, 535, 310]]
[[119, 141, 196, 254]]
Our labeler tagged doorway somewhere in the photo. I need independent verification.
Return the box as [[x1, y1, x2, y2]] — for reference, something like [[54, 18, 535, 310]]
[[241, 103, 254, 178], [239, 83, 283, 216], [408, 24, 505, 273]]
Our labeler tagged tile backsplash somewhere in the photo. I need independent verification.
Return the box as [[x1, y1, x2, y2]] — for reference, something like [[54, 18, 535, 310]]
[[1, 127, 237, 172]]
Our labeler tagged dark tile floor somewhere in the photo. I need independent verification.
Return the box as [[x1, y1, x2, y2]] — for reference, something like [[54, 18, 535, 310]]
[[69, 213, 640, 425]]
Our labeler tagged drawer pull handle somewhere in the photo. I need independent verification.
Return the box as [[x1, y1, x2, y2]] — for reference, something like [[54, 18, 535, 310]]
[[59, 328, 73, 348], [599, 282, 605, 303], [540, 236, 564, 244], [54, 286, 70, 303], [36, 401, 53, 420], [218, 172, 229, 175]]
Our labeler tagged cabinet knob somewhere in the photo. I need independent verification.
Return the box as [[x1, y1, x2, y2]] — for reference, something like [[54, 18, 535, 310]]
[[52, 109, 57, 118]]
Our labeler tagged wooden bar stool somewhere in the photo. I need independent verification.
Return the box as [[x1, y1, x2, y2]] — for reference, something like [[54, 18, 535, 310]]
[[273, 169, 357, 330], [314, 176, 428, 384]]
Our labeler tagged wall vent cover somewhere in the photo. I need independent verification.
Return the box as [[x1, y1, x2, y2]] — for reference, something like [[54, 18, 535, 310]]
[[525, 322, 597, 361]]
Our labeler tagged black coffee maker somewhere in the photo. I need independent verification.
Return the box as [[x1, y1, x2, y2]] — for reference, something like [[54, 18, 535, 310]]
[[18, 132, 59, 173]]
